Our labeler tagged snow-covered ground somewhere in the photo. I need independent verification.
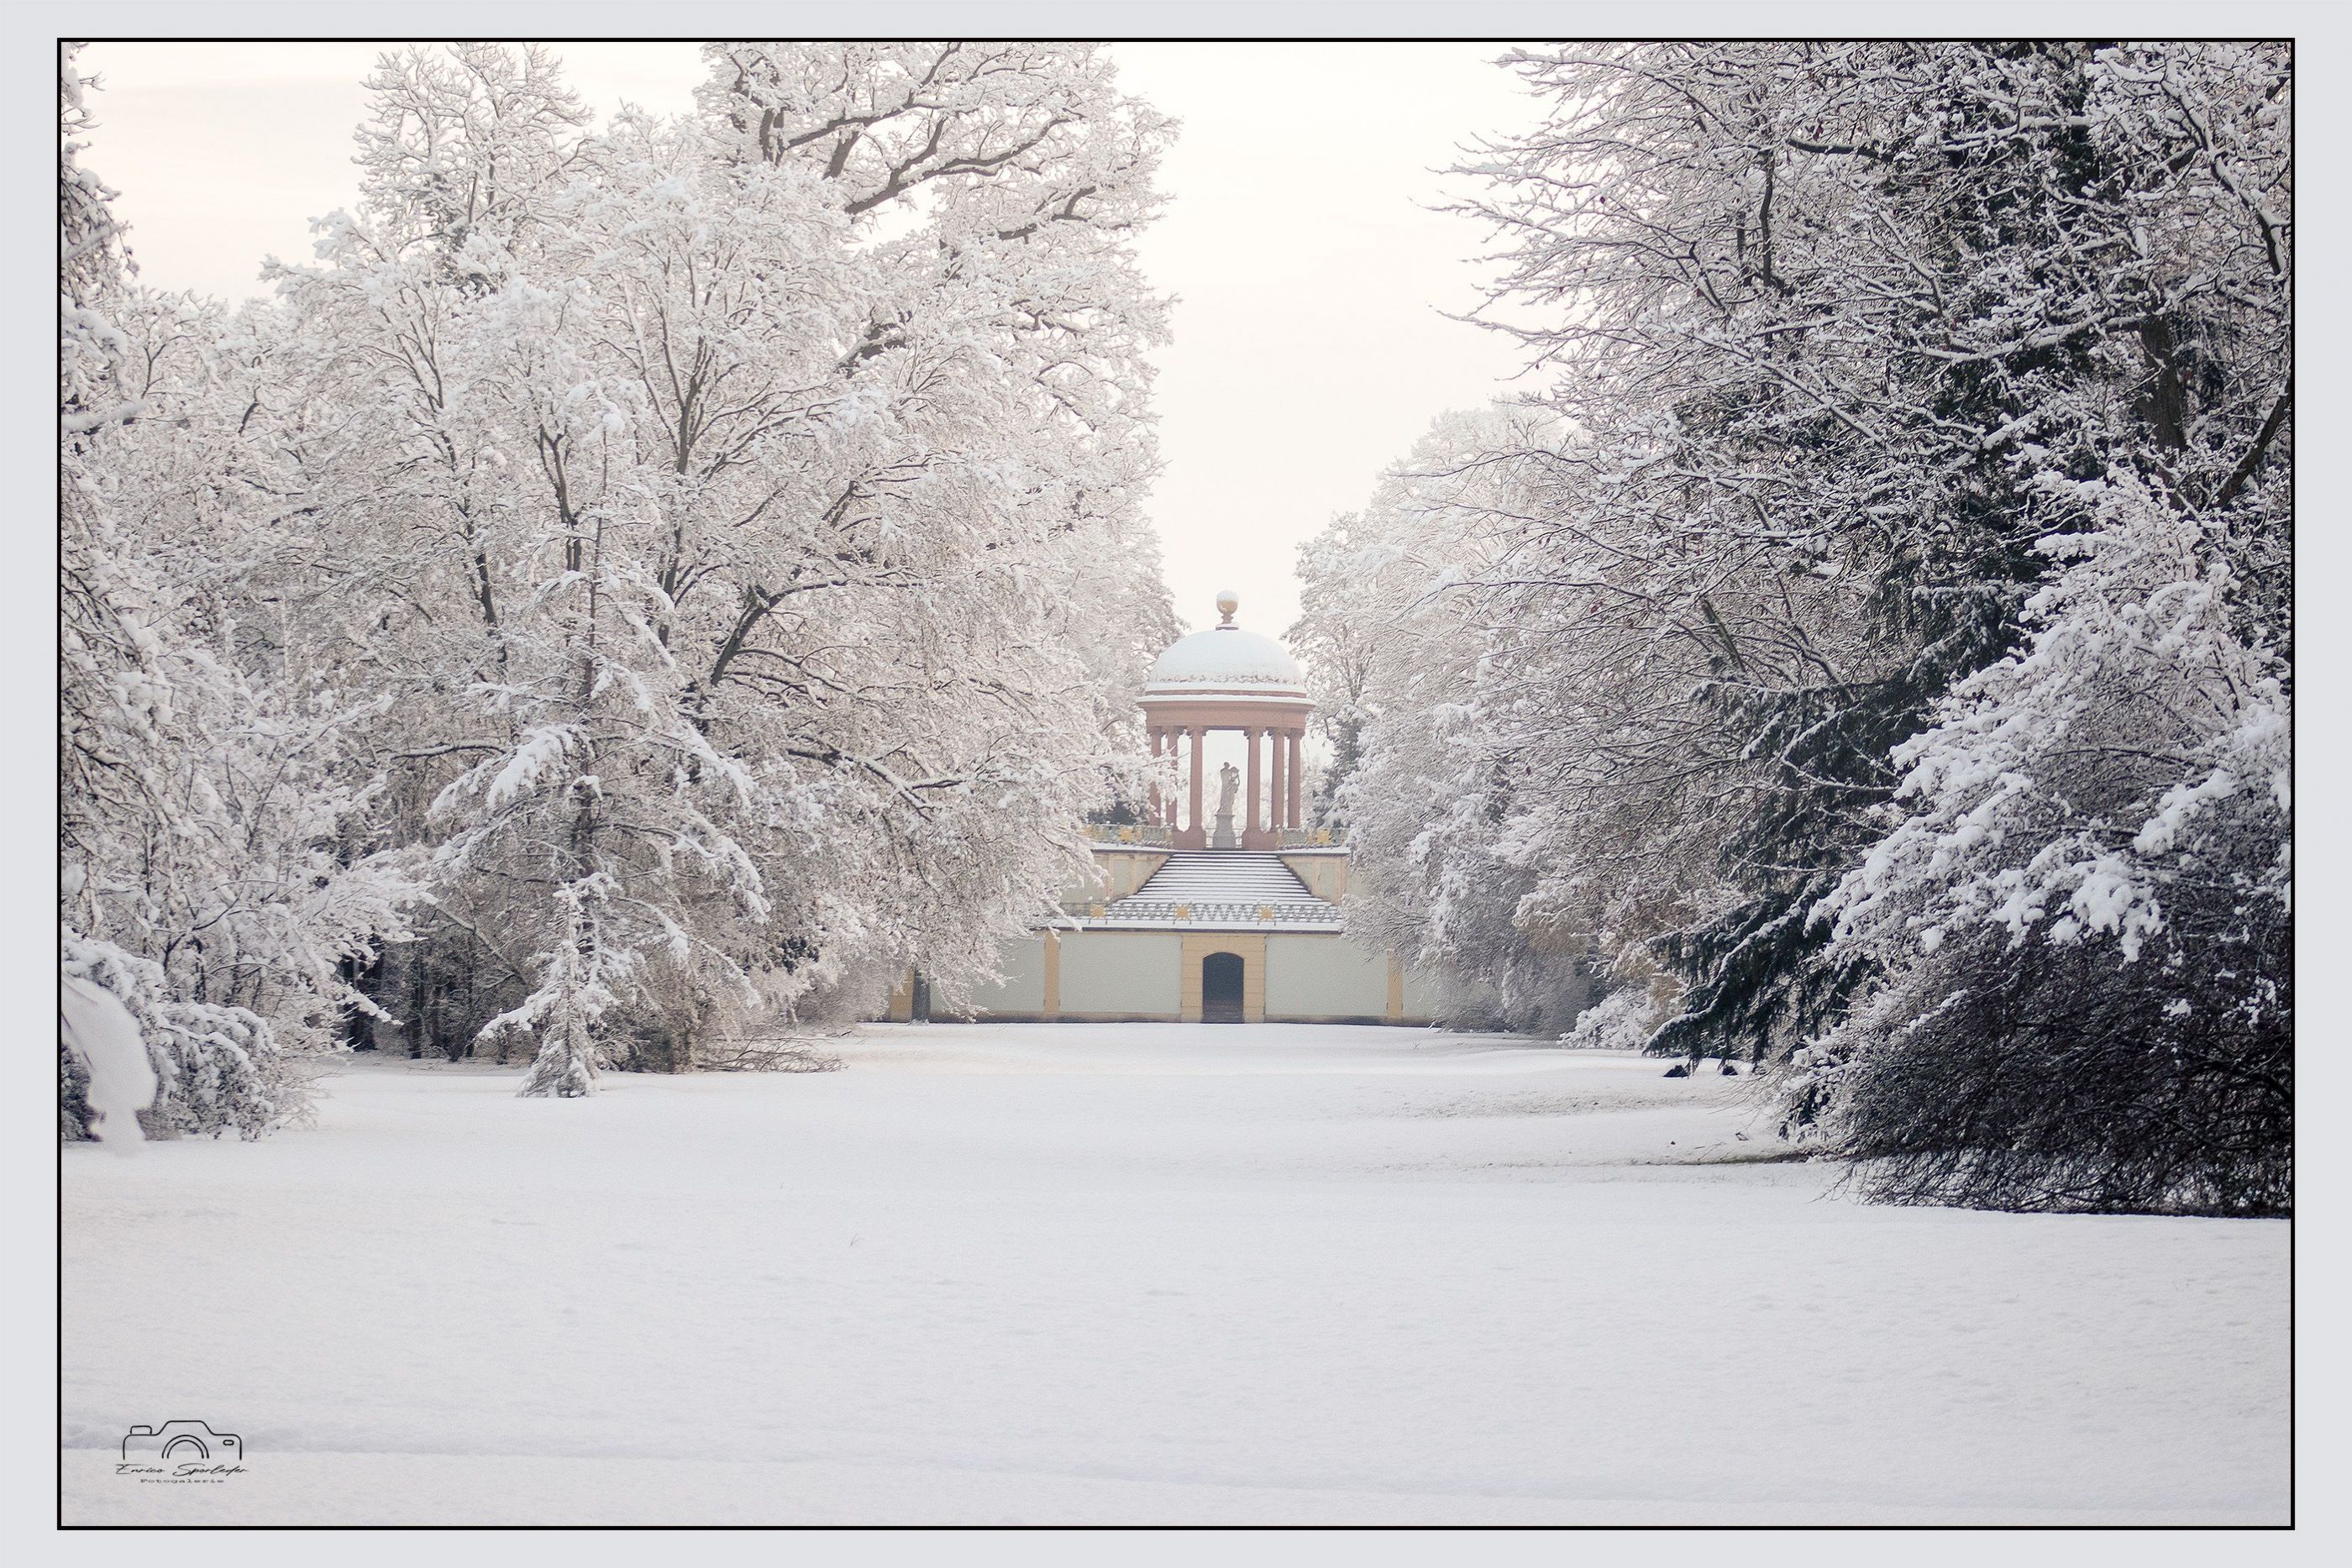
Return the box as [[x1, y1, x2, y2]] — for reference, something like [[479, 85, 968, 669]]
[[61, 1023, 2287, 1525]]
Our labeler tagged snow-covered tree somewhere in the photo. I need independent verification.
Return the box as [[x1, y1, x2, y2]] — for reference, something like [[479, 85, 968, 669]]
[[60, 48, 419, 1138], [246, 43, 1176, 1090], [1293, 409, 1594, 1033]]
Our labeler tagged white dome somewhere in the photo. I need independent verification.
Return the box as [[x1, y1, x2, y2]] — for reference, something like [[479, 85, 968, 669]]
[[1145, 624, 1306, 696]]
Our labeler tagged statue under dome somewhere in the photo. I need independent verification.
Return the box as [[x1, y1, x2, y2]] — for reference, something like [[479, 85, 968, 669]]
[[1211, 763, 1242, 848]]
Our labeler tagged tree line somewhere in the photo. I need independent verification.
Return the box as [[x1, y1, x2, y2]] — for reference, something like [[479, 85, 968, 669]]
[[62, 42, 1178, 1125], [1294, 42, 2291, 1214]]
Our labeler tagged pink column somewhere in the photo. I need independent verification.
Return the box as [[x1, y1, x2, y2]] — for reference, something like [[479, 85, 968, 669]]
[[1187, 727, 1204, 836], [1148, 727, 1163, 826], [1287, 730, 1303, 829], [1266, 726, 1284, 838], [1245, 726, 1263, 835]]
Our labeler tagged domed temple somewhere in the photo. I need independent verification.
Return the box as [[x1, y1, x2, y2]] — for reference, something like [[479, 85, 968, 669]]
[[1142, 590, 1313, 852], [886, 593, 1447, 1025]]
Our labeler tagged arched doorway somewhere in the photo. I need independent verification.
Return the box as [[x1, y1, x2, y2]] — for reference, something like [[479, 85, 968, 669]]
[[1202, 952, 1245, 1023]]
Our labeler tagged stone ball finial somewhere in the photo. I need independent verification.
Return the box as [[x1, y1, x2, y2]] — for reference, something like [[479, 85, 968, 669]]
[[1215, 590, 1239, 626]]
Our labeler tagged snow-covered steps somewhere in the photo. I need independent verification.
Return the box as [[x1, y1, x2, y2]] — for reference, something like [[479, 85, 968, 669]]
[[1122, 852, 1326, 904], [1097, 852, 1341, 929]]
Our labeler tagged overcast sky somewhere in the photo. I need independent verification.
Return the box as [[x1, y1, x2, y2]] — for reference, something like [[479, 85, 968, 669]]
[[75, 40, 1538, 647]]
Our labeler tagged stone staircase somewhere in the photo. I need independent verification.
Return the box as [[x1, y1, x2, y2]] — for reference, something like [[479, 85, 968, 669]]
[[1094, 852, 1340, 928]]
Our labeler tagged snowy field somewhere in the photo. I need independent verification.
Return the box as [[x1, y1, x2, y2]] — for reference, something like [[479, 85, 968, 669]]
[[61, 1023, 2287, 1525]]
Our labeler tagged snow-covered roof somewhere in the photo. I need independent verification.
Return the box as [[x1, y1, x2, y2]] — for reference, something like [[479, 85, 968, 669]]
[[1143, 595, 1307, 699]]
